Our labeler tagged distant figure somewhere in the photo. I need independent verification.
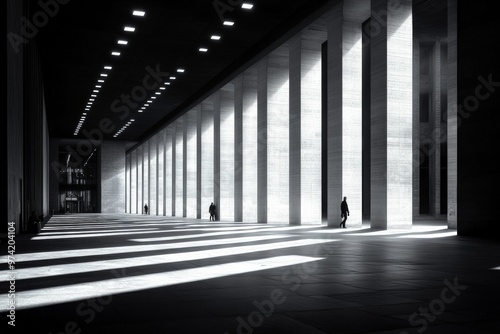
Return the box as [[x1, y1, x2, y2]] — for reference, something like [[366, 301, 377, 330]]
[[340, 196, 349, 228], [209, 202, 216, 221], [144, 203, 149, 215]]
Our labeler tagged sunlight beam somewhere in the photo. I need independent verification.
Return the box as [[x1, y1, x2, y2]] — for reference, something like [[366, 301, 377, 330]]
[[0, 255, 324, 311]]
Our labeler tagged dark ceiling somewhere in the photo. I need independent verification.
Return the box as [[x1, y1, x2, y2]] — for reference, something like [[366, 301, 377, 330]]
[[36, 0, 333, 144], [36, 0, 446, 146]]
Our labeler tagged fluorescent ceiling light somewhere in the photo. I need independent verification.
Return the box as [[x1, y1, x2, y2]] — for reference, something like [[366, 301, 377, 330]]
[[242, 3, 254, 9], [164, 82, 170, 85], [124, 26, 135, 32], [155, 92, 161, 95], [177, 68, 185, 73], [104, 66, 112, 70], [100, 73, 107, 77], [117, 40, 128, 45], [199, 47, 208, 52], [133, 10, 145, 16], [98, 80, 104, 83], [91, 95, 97, 97], [223, 21, 234, 26], [211, 35, 221, 40], [111, 51, 121, 56], [159, 87, 165, 90], [169, 76, 176, 80]]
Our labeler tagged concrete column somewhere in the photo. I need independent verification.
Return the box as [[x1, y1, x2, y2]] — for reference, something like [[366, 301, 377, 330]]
[[138, 145, 143, 213], [413, 39, 420, 217], [157, 130, 165, 216], [268, 43, 289, 224], [134, 150, 138, 214], [290, 26, 324, 225], [196, 105, 202, 219], [220, 83, 235, 221], [289, 35, 302, 226], [234, 75, 243, 222], [171, 123, 177, 216], [201, 97, 214, 220], [213, 91, 221, 221], [242, 68, 258, 223], [185, 109, 198, 218], [100, 141, 126, 213], [149, 136, 157, 215], [165, 126, 173, 216], [430, 41, 442, 218], [143, 143, 149, 214], [327, 0, 368, 228], [447, 0, 457, 229], [257, 57, 268, 224], [370, 0, 413, 229], [176, 118, 184, 217], [131, 151, 136, 213]]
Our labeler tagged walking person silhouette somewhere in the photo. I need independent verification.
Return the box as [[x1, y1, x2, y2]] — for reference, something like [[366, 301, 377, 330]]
[[340, 197, 349, 228]]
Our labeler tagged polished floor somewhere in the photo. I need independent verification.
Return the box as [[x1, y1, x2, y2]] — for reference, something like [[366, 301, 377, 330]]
[[1, 214, 499, 333]]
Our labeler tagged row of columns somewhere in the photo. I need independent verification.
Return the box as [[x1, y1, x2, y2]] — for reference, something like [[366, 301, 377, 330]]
[[125, 0, 454, 229]]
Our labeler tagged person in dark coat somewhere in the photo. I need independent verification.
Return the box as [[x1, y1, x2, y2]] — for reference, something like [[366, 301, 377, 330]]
[[209, 202, 216, 221], [340, 197, 349, 228]]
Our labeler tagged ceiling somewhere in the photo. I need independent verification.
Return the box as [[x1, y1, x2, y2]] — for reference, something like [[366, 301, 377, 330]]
[[36, 0, 333, 144], [36, 0, 447, 147]]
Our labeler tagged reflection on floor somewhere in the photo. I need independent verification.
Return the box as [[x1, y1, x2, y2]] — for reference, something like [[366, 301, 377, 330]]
[[1, 214, 499, 333]]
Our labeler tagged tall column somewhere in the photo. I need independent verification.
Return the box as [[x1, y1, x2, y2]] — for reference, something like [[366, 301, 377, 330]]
[[196, 105, 202, 219], [165, 126, 173, 216], [257, 57, 268, 224], [370, 0, 413, 229], [100, 141, 126, 213], [447, 0, 457, 229], [171, 123, 177, 216], [185, 109, 198, 218], [242, 68, 258, 223], [430, 41, 442, 218], [213, 91, 221, 221], [143, 143, 149, 214], [290, 35, 302, 225], [157, 131, 165, 216], [176, 117, 184, 217], [149, 136, 157, 215], [131, 151, 136, 213], [138, 145, 143, 214], [220, 83, 235, 221], [234, 75, 243, 222], [290, 27, 324, 225], [327, 0, 368, 228], [268, 43, 289, 224], [201, 97, 214, 220], [412, 40, 420, 217]]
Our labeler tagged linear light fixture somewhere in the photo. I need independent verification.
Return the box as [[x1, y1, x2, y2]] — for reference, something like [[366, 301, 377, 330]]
[[124, 26, 135, 32], [199, 47, 208, 52], [211, 35, 221, 40], [111, 51, 121, 56], [242, 3, 254, 9], [223, 21, 234, 26], [133, 10, 145, 16]]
